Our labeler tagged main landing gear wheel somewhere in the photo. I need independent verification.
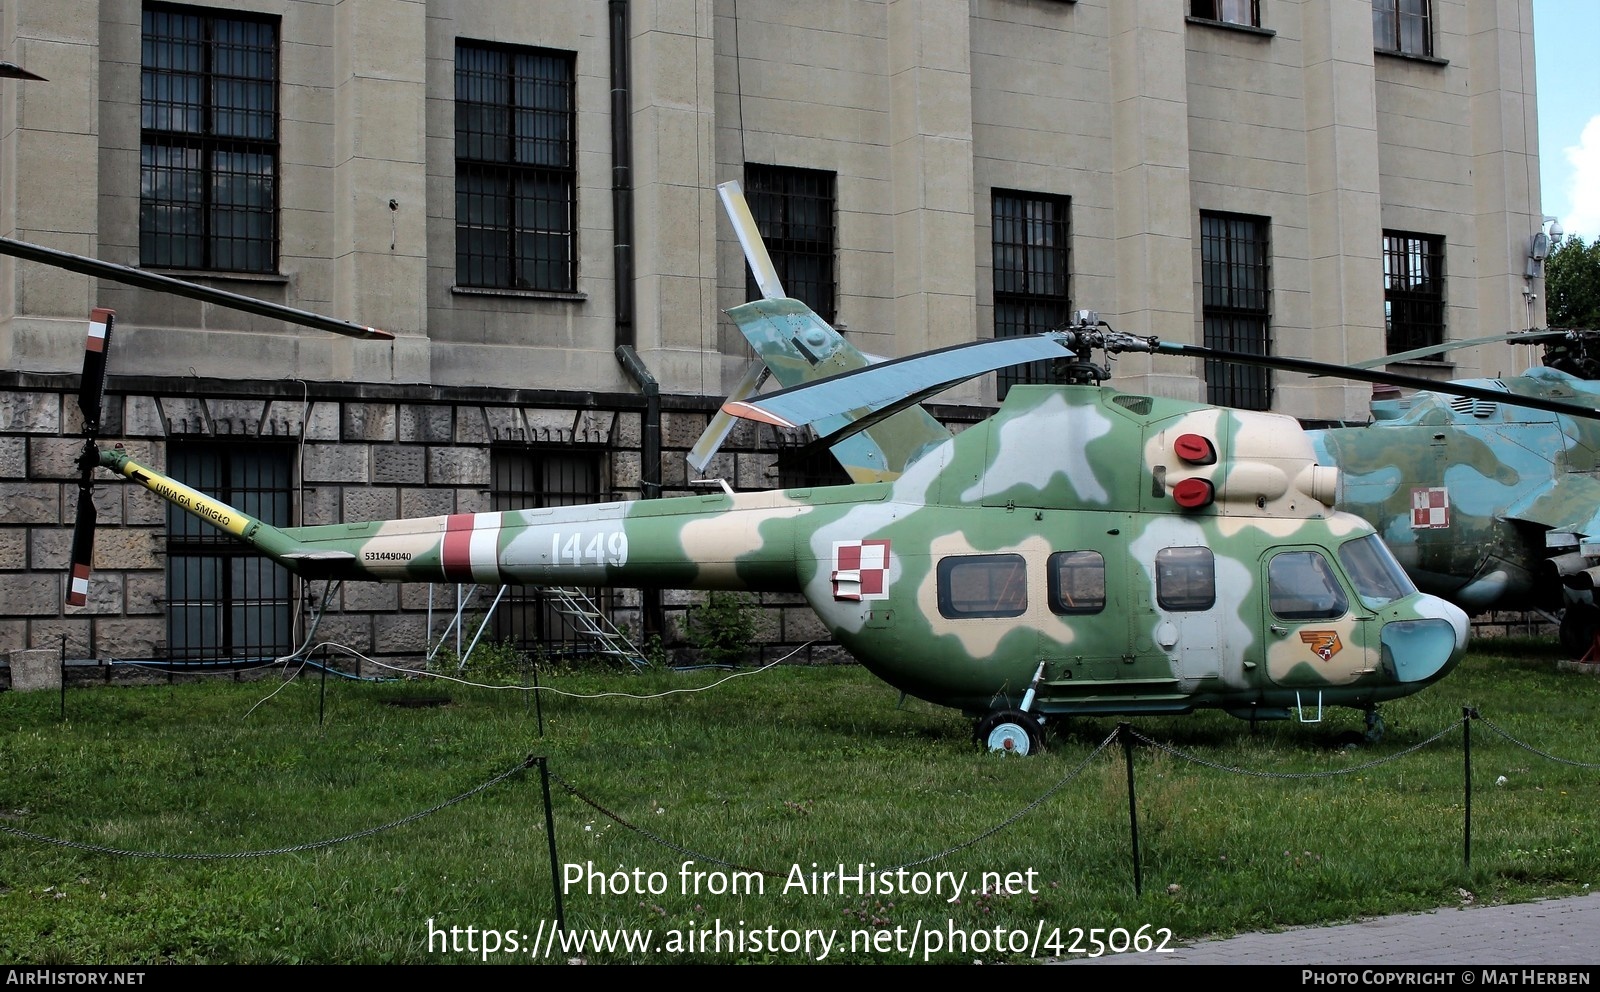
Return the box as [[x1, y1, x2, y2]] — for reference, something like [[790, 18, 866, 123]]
[[975, 709, 1042, 755]]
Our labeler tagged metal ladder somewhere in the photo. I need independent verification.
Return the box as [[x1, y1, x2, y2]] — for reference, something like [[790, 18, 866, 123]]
[[546, 586, 649, 670]]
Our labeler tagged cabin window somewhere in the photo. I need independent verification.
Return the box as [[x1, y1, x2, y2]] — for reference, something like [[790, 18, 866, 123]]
[[455, 41, 577, 292], [1373, 0, 1432, 58], [745, 164, 837, 324], [140, 4, 280, 273], [1200, 211, 1271, 410], [1267, 551, 1349, 620], [165, 441, 294, 661], [1048, 551, 1106, 615], [992, 190, 1072, 399], [1338, 534, 1416, 607], [1155, 546, 1216, 611], [490, 446, 608, 656], [938, 554, 1028, 618], [1382, 231, 1444, 358]]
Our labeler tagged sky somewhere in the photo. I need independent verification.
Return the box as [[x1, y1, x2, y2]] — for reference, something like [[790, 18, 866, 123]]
[[1535, 0, 1600, 243]]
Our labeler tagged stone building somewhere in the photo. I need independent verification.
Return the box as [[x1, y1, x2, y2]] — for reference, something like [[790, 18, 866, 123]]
[[0, 0, 1554, 674]]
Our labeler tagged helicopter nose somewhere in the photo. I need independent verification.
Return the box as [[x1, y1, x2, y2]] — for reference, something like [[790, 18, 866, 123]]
[[1382, 595, 1469, 683]]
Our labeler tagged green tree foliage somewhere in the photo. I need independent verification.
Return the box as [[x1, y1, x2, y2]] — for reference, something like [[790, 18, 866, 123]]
[[684, 591, 756, 665], [1545, 236, 1600, 329]]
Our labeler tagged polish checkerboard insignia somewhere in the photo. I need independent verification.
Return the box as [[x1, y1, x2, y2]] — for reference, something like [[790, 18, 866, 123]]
[[1410, 487, 1449, 529], [832, 539, 891, 601]]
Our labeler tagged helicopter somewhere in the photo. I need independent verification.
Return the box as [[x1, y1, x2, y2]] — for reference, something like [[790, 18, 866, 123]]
[[1304, 334, 1600, 656], [696, 182, 1600, 662], [48, 183, 1488, 755]]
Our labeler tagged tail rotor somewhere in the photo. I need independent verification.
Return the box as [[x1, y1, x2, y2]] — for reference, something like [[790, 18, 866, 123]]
[[65, 307, 114, 608]]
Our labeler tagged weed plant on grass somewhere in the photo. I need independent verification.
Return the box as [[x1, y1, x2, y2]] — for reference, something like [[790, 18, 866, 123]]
[[0, 641, 1597, 964]]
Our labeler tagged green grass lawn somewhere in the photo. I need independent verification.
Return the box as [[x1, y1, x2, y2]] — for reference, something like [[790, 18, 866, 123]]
[[1, 641, 1597, 964]]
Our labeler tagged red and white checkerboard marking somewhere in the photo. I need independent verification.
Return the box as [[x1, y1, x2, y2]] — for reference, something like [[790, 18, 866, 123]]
[[832, 539, 891, 601], [1411, 487, 1449, 529]]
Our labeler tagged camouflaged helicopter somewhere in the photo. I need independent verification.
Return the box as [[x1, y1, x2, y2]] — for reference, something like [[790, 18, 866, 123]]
[[1304, 332, 1600, 657], [48, 182, 1486, 755], [698, 182, 1600, 665]]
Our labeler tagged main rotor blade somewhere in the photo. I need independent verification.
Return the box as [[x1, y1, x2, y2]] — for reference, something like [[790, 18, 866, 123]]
[[1157, 341, 1600, 422], [723, 332, 1078, 430], [1347, 329, 1571, 369], [0, 237, 394, 341]]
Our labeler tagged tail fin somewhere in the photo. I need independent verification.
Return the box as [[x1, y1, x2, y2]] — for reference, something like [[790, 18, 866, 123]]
[[693, 181, 950, 483]]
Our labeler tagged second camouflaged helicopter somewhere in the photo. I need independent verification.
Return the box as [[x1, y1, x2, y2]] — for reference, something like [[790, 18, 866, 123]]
[[1305, 333, 1600, 656], [53, 184, 1477, 754]]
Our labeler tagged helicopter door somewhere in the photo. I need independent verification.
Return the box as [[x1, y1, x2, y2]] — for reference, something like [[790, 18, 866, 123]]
[[1257, 548, 1380, 688]]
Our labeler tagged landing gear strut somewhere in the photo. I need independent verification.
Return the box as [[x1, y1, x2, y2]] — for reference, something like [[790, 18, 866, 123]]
[[1364, 707, 1385, 744], [1559, 603, 1600, 658]]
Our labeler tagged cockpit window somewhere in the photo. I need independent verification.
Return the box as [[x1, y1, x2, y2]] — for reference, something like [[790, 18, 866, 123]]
[[1268, 551, 1348, 620], [1337, 534, 1416, 607]]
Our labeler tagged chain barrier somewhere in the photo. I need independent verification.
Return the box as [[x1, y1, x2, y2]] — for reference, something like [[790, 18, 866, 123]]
[[0, 754, 536, 860], [1129, 718, 1462, 779], [1473, 714, 1600, 769], [551, 727, 1122, 877]]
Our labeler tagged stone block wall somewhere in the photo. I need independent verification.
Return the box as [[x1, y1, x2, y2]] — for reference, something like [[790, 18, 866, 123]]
[[1, 372, 940, 685]]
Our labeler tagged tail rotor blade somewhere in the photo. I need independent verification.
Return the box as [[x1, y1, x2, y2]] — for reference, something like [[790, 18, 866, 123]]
[[77, 308, 114, 436], [66, 488, 96, 607]]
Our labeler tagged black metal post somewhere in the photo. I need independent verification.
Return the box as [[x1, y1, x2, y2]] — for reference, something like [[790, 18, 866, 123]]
[[1120, 722, 1142, 896], [533, 655, 545, 737], [1463, 706, 1474, 868], [538, 756, 565, 931], [319, 653, 328, 726], [58, 635, 66, 720]]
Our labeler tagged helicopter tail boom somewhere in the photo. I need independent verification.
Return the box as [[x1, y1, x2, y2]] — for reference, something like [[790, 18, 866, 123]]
[[98, 444, 813, 592]]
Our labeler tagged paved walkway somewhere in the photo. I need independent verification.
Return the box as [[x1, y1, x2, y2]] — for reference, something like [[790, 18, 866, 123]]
[[1060, 891, 1600, 965]]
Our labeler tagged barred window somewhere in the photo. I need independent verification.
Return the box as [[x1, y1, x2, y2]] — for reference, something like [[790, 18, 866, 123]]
[[166, 442, 293, 661], [1373, 0, 1432, 57], [140, 4, 279, 273], [491, 447, 607, 657], [1190, 0, 1259, 27], [745, 165, 836, 324], [1382, 231, 1444, 357], [455, 42, 577, 292], [992, 191, 1072, 399], [1200, 211, 1271, 410]]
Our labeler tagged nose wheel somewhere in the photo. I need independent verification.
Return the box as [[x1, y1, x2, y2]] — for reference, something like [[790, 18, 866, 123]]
[[975, 709, 1042, 755]]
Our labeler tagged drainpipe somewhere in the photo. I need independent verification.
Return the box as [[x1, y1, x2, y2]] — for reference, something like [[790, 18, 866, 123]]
[[609, 0, 656, 501], [610, 0, 663, 640], [610, 0, 636, 351]]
